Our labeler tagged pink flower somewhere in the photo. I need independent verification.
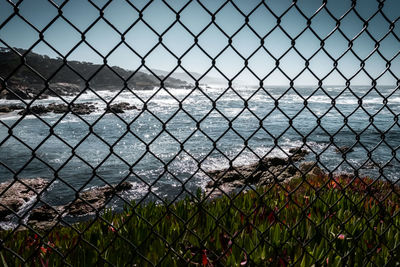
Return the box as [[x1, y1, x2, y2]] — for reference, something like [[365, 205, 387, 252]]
[[338, 234, 345, 240]]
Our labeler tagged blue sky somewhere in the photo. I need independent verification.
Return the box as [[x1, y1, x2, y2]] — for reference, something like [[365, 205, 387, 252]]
[[0, 0, 399, 85]]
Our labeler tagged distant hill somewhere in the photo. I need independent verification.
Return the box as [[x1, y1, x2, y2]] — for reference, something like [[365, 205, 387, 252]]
[[0, 48, 189, 99]]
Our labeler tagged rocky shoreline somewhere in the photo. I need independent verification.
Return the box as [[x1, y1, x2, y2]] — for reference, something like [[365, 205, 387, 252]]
[[0, 146, 392, 230], [204, 148, 323, 198], [0, 82, 83, 100], [0, 101, 138, 116], [0, 179, 133, 230]]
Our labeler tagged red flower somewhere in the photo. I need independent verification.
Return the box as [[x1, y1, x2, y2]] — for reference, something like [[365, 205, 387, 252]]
[[202, 249, 208, 266], [40, 246, 48, 254], [267, 211, 275, 224], [328, 180, 340, 189]]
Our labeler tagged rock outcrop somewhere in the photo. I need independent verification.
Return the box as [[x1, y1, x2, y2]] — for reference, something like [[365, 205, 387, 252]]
[[0, 87, 31, 100], [205, 157, 298, 191], [335, 146, 354, 154], [0, 104, 25, 113], [66, 182, 133, 216], [27, 204, 65, 230], [205, 148, 322, 198], [18, 102, 98, 116], [46, 83, 82, 97], [4, 101, 138, 116], [289, 147, 309, 161], [0, 178, 48, 220], [27, 182, 133, 229], [298, 161, 324, 176], [104, 102, 138, 114]]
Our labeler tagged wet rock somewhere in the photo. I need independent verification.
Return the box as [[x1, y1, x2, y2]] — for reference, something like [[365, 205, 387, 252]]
[[104, 102, 138, 114], [48, 83, 82, 96], [69, 103, 97, 115], [49, 103, 97, 115], [136, 85, 155, 90], [0, 88, 31, 100], [0, 104, 25, 113], [289, 147, 310, 161], [207, 165, 260, 186], [363, 161, 378, 169], [66, 182, 133, 216], [264, 157, 287, 167], [18, 102, 98, 116], [0, 178, 48, 220], [29, 205, 64, 222], [115, 182, 134, 191], [206, 157, 303, 193], [18, 105, 48, 115], [205, 180, 245, 199], [205, 153, 316, 196], [362, 160, 394, 169], [257, 173, 274, 186], [46, 103, 69, 114], [299, 161, 324, 176], [335, 146, 354, 154], [28, 205, 65, 230], [27, 182, 133, 229]]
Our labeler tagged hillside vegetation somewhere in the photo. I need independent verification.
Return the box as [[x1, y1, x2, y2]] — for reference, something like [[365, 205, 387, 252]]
[[0, 47, 189, 98]]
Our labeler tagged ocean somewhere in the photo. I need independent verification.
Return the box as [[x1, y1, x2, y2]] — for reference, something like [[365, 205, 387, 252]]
[[0, 85, 399, 213]]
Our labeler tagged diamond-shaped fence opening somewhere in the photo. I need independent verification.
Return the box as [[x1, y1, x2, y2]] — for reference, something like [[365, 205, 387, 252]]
[[0, 0, 399, 266]]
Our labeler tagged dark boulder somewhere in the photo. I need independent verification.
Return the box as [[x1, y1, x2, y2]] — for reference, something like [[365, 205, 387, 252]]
[[48, 83, 82, 96], [27, 182, 133, 229], [29, 205, 62, 222], [265, 157, 287, 167], [104, 102, 138, 114], [205, 153, 315, 196], [18, 105, 49, 115], [206, 156, 303, 195], [47, 103, 69, 114], [0, 178, 48, 220], [28, 205, 65, 230], [335, 146, 354, 154], [362, 160, 393, 169], [0, 104, 25, 113], [18, 102, 98, 116], [289, 147, 309, 161], [70, 103, 97, 115], [299, 161, 324, 176], [66, 181, 133, 216]]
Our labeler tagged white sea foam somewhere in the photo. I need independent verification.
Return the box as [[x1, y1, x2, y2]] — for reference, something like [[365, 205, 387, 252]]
[[1, 87, 399, 212]]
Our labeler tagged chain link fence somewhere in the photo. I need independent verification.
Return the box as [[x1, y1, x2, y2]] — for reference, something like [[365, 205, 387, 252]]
[[0, 0, 399, 265]]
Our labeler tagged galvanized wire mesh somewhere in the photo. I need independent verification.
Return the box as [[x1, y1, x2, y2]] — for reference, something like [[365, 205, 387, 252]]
[[0, 0, 399, 266]]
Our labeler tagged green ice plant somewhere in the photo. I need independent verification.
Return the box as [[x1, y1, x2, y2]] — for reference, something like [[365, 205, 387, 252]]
[[1, 174, 400, 266]]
